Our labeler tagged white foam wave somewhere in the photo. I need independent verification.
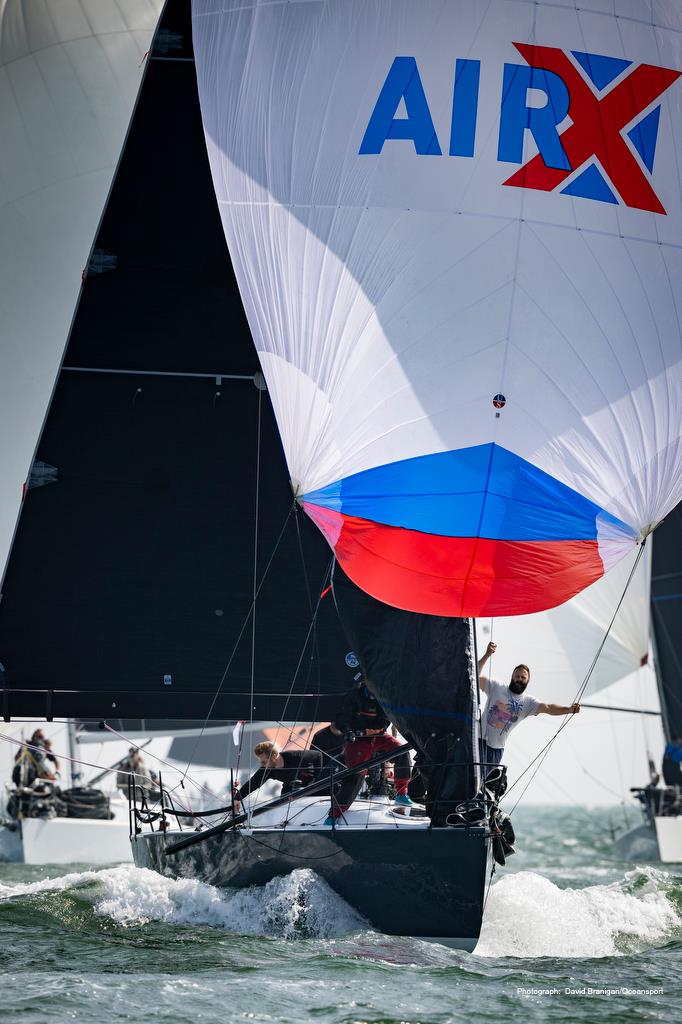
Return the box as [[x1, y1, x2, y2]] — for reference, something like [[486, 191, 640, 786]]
[[0, 865, 368, 940], [476, 867, 680, 958], [0, 867, 100, 900], [3, 863, 678, 957]]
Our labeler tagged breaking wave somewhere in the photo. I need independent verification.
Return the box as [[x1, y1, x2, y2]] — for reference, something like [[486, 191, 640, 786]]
[[1, 863, 680, 958], [0, 865, 368, 940], [477, 866, 682, 958]]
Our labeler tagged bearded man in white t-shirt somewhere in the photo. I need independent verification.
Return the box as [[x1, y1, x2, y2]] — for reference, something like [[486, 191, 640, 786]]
[[477, 642, 580, 768]]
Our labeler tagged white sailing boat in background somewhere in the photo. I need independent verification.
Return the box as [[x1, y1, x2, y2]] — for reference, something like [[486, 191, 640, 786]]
[[0, 0, 163, 865], [0, 720, 132, 864]]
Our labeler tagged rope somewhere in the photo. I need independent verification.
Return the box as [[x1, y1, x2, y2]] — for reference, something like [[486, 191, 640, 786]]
[[100, 723, 213, 804], [504, 541, 646, 816], [482, 861, 496, 914], [246, 557, 333, 821], [0, 732, 147, 780]]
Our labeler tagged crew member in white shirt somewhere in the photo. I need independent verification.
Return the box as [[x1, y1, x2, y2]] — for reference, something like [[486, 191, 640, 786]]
[[477, 641, 580, 767]]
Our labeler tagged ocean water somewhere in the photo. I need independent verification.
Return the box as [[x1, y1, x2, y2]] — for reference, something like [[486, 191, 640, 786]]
[[1, 806, 680, 1023]]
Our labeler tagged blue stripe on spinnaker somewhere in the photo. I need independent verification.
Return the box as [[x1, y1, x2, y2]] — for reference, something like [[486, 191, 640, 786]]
[[303, 443, 635, 543]]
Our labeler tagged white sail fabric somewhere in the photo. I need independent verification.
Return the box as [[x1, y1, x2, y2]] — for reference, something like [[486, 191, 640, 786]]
[[0, 0, 163, 582], [487, 543, 652, 703], [193, 0, 682, 615]]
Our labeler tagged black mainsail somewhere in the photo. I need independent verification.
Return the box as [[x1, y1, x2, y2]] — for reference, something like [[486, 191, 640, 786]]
[[0, 0, 353, 725]]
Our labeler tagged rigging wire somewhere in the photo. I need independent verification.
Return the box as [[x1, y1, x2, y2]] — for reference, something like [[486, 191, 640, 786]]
[[277, 512, 328, 829], [503, 541, 647, 817], [578, 762, 633, 802], [250, 385, 262, 733], [179, 498, 297, 784], [247, 556, 334, 821], [100, 722, 214, 804], [247, 384, 263, 828], [292, 506, 324, 738], [600, 685, 631, 828], [0, 730, 178, 791]]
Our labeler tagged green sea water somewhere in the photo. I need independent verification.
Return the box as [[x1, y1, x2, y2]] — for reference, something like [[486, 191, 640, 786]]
[[1, 806, 680, 1024]]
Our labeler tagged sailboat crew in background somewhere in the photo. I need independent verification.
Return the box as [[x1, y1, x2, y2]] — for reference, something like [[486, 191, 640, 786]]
[[12, 730, 58, 786], [477, 643, 581, 766], [662, 739, 682, 787]]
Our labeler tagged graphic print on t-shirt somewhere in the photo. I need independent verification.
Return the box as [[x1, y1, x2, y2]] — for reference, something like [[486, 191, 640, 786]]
[[487, 694, 525, 734], [483, 679, 540, 748]]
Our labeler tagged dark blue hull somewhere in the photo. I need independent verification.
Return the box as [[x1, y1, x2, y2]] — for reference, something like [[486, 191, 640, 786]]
[[132, 827, 491, 948]]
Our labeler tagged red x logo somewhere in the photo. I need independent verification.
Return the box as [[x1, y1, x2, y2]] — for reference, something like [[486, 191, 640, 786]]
[[503, 44, 680, 214]]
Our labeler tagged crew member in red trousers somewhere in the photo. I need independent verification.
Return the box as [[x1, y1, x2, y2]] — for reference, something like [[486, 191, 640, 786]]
[[325, 680, 412, 824]]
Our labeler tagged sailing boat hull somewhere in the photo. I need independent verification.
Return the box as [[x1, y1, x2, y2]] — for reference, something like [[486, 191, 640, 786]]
[[131, 826, 490, 948], [613, 817, 682, 864]]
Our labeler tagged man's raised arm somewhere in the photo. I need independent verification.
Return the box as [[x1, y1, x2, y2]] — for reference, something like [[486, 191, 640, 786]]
[[477, 641, 496, 692]]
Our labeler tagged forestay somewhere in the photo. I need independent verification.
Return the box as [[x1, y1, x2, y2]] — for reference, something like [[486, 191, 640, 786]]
[[193, 0, 682, 616]]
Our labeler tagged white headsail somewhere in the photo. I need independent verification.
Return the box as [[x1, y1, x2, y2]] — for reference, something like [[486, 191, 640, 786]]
[[0, 0, 163, 581]]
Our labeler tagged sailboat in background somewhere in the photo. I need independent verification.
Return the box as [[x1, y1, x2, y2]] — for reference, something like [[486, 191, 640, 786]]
[[615, 503, 682, 863], [0, 0, 163, 866], [0, 0, 163, 579], [1, 0, 682, 941], [0, 719, 133, 865]]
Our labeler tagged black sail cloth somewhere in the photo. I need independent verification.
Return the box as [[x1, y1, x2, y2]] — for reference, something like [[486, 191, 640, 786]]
[[332, 566, 480, 824], [651, 501, 682, 742], [0, 0, 354, 724]]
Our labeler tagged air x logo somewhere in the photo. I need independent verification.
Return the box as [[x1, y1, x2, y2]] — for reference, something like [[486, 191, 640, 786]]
[[503, 44, 681, 214]]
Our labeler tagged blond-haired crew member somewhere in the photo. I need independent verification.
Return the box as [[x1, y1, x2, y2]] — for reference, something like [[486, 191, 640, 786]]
[[233, 741, 322, 805]]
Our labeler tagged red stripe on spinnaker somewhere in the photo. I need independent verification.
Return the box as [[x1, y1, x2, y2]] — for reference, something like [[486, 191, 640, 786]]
[[303, 503, 605, 617]]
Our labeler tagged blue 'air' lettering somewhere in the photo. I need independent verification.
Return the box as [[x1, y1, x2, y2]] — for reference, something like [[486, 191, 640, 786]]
[[450, 59, 480, 157], [497, 64, 570, 169], [357, 44, 680, 215], [359, 56, 442, 155]]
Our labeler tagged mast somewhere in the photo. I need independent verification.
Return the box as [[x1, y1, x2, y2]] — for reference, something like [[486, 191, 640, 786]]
[[650, 606, 672, 744], [650, 504, 682, 743]]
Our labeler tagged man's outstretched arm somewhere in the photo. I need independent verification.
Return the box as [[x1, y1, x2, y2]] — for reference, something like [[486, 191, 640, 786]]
[[537, 702, 580, 716]]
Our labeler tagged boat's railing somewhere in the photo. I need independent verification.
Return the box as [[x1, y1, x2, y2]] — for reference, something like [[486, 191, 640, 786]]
[[128, 748, 508, 851], [631, 783, 682, 824]]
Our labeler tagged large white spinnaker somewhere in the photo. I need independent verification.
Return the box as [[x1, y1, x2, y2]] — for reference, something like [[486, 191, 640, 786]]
[[193, 0, 682, 617]]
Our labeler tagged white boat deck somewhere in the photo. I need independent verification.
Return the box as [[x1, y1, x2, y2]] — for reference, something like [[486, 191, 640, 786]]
[[239, 795, 430, 831]]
